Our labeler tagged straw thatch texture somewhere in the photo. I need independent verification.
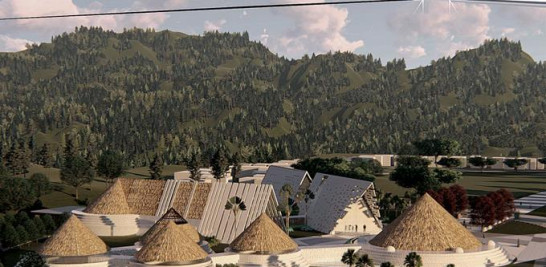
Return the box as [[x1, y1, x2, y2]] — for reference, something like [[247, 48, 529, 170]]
[[84, 179, 131, 214], [135, 221, 208, 264], [171, 182, 193, 215], [40, 215, 108, 257], [369, 193, 482, 251], [140, 208, 200, 246], [126, 179, 166, 215], [230, 213, 298, 254], [187, 183, 211, 219]]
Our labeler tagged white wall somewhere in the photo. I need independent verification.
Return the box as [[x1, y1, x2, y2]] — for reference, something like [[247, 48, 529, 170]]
[[73, 210, 157, 237], [300, 244, 362, 266], [332, 202, 382, 235]]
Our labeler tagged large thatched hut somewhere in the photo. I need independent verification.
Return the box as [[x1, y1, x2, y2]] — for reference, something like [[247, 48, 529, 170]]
[[39, 215, 109, 266], [131, 221, 211, 266], [229, 213, 309, 267], [363, 193, 511, 267]]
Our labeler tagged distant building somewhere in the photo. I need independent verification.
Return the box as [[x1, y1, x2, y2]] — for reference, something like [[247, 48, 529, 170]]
[[307, 173, 382, 235]]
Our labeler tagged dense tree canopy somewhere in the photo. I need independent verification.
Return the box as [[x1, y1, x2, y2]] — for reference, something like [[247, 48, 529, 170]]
[[389, 156, 462, 193], [0, 28, 543, 167], [292, 157, 379, 181]]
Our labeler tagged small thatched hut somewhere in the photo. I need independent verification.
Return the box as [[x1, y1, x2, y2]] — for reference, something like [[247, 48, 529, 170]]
[[133, 221, 210, 266], [229, 213, 309, 267], [369, 193, 482, 251], [84, 179, 131, 214], [39, 215, 109, 266], [139, 207, 200, 246]]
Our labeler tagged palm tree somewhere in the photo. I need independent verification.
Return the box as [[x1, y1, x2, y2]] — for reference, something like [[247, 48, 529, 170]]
[[341, 249, 358, 267], [302, 189, 315, 225], [278, 184, 295, 234], [404, 252, 423, 267], [225, 196, 246, 241], [380, 262, 395, 267], [356, 254, 374, 267]]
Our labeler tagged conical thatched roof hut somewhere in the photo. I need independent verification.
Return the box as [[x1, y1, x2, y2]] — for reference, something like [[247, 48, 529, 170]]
[[230, 213, 298, 254], [369, 193, 482, 251], [135, 221, 209, 264], [140, 208, 200, 246], [40, 215, 109, 257], [84, 179, 131, 214]]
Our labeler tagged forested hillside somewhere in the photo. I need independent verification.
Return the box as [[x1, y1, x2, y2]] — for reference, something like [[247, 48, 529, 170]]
[[0, 26, 545, 167]]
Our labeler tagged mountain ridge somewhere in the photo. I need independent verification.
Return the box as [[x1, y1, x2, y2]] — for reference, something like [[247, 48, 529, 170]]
[[0, 26, 544, 165]]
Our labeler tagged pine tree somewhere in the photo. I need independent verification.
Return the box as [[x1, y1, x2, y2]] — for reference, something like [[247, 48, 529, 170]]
[[184, 151, 201, 182], [37, 144, 53, 168], [23, 220, 40, 240], [63, 137, 76, 168], [149, 154, 163, 180], [2, 224, 20, 248], [41, 215, 56, 234], [210, 148, 228, 180], [33, 216, 46, 236], [4, 143, 18, 175], [16, 225, 29, 244], [17, 140, 31, 177]]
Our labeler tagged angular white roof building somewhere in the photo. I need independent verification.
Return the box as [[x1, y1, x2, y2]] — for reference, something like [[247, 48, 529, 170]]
[[307, 173, 382, 235], [198, 182, 282, 243], [261, 166, 312, 212]]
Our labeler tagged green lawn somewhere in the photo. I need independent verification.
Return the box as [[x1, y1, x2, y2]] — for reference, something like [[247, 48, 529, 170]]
[[374, 170, 546, 198], [487, 220, 546, 235], [528, 206, 546, 217]]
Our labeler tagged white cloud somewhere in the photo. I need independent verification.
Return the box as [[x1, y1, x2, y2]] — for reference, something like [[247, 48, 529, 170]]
[[260, 29, 270, 45], [0, 0, 182, 42], [204, 19, 227, 32], [0, 35, 32, 51], [270, 0, 363, 57], [397, 45, 426, 58], [389, 0, 490, 57]]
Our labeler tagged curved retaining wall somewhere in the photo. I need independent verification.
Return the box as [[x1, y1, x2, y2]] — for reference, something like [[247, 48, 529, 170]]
[[129, 260, 213, 267], [73, 210, 157, 237], [300, 244, 362, 266], [237, 250, 310, 267], [361, 244, 511, 267]]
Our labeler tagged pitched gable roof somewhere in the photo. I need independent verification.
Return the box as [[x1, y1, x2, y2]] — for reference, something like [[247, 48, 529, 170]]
[[198, 182, 283, 243], [262, 166, 311, 200], [307, 173, 377, 233], [369, 193, 482, 251]]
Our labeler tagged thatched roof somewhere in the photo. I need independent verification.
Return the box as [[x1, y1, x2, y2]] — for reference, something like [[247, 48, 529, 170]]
[[140, 208, 200, 246], [40, 215, 109, 257], [135, 221, 208, 264], [84, 179, 131, 214], [369, 193, 482, 251], [230, 213, 298, 254]]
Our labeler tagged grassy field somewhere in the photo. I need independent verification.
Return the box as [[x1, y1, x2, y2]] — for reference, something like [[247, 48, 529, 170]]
[[487, 221, 546, 235], [22, 164, 186, 209], [374, 170, 546, 198]]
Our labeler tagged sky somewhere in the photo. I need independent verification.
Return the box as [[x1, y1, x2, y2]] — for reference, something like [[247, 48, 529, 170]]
[[0, 0, 545, 68]]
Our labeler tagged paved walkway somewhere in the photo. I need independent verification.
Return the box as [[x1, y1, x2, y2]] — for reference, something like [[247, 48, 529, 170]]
[[515, 191, 546, 214]]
